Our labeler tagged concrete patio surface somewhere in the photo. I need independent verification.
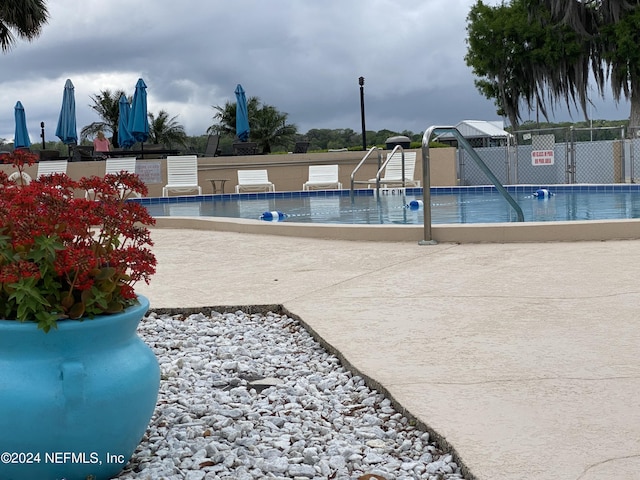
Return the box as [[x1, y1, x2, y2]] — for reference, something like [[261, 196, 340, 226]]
[[136, 228, 640, 480]]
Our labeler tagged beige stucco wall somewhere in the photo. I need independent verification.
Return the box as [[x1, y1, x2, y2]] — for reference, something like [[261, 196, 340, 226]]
[[0, 148, 458, 197]]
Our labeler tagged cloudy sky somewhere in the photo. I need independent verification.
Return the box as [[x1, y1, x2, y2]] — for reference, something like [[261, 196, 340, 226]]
[[0, 0, 631, 144]]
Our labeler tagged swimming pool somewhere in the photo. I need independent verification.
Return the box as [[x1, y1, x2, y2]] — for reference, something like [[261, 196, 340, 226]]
[[138, 185, 640, 225]]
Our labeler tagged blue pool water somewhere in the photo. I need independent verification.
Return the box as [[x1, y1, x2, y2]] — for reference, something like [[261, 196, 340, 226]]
[[137, 186, 640, 225]]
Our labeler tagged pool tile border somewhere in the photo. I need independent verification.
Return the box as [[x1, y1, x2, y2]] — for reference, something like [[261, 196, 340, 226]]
[[132, 184, 640, 206]]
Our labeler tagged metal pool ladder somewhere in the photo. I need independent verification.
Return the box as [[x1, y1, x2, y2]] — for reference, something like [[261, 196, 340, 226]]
[[420, 126, 524, 245], [350, 145, 412, 198], [350, 146, 383, 198]]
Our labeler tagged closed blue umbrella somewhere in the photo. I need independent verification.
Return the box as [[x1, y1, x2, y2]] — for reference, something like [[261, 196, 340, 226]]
[[14, 101, 30, 149], [55, 79, 77, 145], [235, 84, 250, 142], [118, 94, 135, 149], [128, 78, 149, 144]]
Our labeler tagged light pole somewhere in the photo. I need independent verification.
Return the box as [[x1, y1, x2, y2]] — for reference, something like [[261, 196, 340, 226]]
[[359, 76, 366, 151], [40, 121, 45, 149]]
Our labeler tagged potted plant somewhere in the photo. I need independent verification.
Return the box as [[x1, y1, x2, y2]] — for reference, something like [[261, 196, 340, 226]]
[[0, 150, 160, 480]]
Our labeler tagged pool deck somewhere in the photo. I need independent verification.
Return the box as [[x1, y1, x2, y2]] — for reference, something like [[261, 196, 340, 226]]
[[137, 228, 640, 480]]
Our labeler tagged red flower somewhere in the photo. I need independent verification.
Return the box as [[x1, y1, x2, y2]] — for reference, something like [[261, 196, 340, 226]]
[[0, 151, 157, 332]]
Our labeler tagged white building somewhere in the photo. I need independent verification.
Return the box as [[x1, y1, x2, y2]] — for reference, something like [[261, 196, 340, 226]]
[[435, 120, 512, 148]]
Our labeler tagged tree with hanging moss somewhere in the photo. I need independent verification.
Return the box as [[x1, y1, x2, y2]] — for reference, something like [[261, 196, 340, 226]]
[[465, 0, 587, 130], [536, 0, 640, 130], [468, 0, 640, 130]]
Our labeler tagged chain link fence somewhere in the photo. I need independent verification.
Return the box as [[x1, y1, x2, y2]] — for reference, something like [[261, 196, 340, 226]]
[[628, 125, 640, 183], [458, 125, 632, 185]]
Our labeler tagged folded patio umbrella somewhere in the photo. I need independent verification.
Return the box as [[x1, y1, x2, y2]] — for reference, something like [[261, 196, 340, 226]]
[[55, 79, 78, 145], [128, 78, 149, 145], [235, 84, 250, 142], [118, 94, 135, 149], [14, 101, 31, 149]]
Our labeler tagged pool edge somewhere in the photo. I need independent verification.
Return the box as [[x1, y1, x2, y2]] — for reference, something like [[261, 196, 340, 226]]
[[153, 216, 640, 243]]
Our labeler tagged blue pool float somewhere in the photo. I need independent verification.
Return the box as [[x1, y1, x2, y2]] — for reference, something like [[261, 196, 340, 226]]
[[533, 188, 554, 199], [260, 211, 287, 221], [405, 200, 424, 210]]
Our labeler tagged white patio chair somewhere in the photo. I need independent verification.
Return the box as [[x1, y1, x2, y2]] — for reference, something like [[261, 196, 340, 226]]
[[235, 169, 275, 193], [7, 171, 32, 185], [367, 151, 420, 188], [104, 156, 137, 175], [162, 155, 202, 197], [85, 157, 140, 199], [36, 160, 68, 179], [302, 165, 342, 190]]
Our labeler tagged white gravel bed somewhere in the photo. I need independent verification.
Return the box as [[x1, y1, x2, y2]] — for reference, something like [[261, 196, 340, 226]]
[[114, 310, 468, 480]]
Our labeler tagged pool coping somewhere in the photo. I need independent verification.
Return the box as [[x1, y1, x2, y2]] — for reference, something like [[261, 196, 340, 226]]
[[152, 215, 640, 243]]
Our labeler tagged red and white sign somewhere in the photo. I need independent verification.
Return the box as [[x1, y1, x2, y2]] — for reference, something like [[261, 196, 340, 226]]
[[531, 150, 554, 166]]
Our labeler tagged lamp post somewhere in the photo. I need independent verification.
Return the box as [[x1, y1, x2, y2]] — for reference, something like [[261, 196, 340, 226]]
[[359, 76, 366, 151], [40, 121, 45, 149]]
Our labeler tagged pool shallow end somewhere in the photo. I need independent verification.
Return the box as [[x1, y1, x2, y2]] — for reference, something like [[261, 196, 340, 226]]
[[153, 216, 640, 243]]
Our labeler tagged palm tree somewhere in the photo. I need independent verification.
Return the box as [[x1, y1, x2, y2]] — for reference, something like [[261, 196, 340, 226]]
[[250, 104, 297, 154], [0, 0, 48, 52], [208, 97, 297, 153], [80, 89, 126, 147], [147, 110, 188, 148], [208, 96, 261, 136]]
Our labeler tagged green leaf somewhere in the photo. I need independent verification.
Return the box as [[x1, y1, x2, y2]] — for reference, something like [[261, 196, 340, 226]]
[[95, 267, 116, 281], [68, 302, 85, 319]]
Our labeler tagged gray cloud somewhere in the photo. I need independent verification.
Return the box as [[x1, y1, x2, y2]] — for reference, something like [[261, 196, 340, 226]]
[[0, 0, 631, 143]]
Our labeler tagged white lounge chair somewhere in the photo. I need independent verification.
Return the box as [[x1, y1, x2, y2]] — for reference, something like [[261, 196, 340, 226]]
[[162, 155, 202, 197], [235, 169, 275, 193], [37, 160, 68, 178], [7, 171, 32, 185], [368, 151, 420, 188], [104, 156, 137, 175], [86, 157, 140, 199], [303, 164, 342, 190]]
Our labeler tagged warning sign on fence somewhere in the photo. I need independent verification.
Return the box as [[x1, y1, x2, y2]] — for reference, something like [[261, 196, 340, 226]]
[[531, 150, 554, 166]]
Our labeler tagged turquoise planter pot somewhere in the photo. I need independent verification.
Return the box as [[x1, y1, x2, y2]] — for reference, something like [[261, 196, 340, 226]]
[[0, 295, 160, 480]]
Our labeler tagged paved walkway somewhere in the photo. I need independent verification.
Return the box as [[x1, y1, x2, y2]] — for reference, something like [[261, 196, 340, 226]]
[[137, 229, 640, 480]]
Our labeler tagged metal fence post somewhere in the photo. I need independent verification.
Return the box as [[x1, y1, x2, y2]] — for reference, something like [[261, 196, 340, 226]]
[[621, 126, 626, 182], [568, 126, 575, 183], [631, 126, 636, 183]]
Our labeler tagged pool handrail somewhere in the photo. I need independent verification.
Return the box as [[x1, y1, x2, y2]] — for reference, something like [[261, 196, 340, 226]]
[[372, 145, 408, 189], [420, 126, 525, 245], [350, 146, 382, 199]]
